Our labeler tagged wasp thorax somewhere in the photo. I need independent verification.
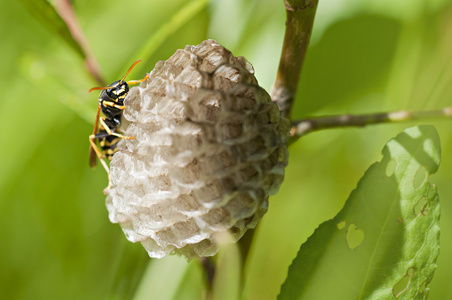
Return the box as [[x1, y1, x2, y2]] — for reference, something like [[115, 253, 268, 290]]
[[106, 40, 290, 258]]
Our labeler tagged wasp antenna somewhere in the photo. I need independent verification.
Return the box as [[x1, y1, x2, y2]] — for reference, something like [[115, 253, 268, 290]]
[[89, 86, 111, 93], [120, 60, 142, 83]]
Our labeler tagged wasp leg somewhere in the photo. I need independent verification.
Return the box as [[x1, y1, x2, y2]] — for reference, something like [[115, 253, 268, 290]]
[[103, 171, 112, 195], [99, 117, 135, 140], [89, 134, 104, 161], [127, 74, 149, 85], [89, 134, 112, 193], [99, 157, 112, 194], [102, 101, 125, 110]]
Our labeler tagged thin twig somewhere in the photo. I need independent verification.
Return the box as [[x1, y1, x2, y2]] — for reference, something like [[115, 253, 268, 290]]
[[199, 257, 216, 299], [55, 0, 106, 86], [271, 0, 319, 119], [290, 107, 452, 142]]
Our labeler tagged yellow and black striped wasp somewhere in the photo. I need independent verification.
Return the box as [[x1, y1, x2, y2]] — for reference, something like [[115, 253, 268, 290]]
[[88, 60, 148, 190]]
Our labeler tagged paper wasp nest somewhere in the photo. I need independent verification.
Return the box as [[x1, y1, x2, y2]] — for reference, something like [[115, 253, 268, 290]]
[[106, 40, 290, 258]]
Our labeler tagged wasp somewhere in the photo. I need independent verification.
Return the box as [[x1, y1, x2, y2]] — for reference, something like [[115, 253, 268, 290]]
[[88, 60, 149, 190]]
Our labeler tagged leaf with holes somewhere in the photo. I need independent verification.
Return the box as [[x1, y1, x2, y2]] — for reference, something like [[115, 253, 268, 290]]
[[279, 125, 441, 300]]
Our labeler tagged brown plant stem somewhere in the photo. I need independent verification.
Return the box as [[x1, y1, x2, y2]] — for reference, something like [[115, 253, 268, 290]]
[[290, 107, 452, 142], [55, 0, 106, 86], [200, 257, 216, 299], [271, 0, 319, 119]]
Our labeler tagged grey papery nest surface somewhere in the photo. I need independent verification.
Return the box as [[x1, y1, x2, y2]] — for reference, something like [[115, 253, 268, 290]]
[[106, 40, 290, 258]]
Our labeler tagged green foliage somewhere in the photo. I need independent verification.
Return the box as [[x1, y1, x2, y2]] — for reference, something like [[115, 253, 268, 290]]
[[130, 0, 210, 76], [2, 0, 452, 299], [279, 125, 441, 299], [18, 0, 84, 58], [211, 244, 242, 300], [134, 256, 204, 300], [294, 14, 401, 115]]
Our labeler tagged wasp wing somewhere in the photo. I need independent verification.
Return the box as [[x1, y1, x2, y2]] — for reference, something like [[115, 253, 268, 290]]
[[89, 104, 102, 167]]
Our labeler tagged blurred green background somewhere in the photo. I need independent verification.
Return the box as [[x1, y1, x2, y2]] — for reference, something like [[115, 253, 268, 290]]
[[1, 0, 452, 299]]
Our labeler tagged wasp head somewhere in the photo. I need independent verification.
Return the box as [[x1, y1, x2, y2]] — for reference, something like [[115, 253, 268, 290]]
[[105, 80, 130, 102]]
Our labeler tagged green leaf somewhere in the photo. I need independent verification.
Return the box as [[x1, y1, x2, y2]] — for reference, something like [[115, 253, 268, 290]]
[[127, 0, 210, 78], [279, 125, 441, 300], [18, 0, 84, 58], [133, 256, 203, 300], [212, 243, 242, 300], [133, 256, 188, 300], [292, 15, 401, 116]]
